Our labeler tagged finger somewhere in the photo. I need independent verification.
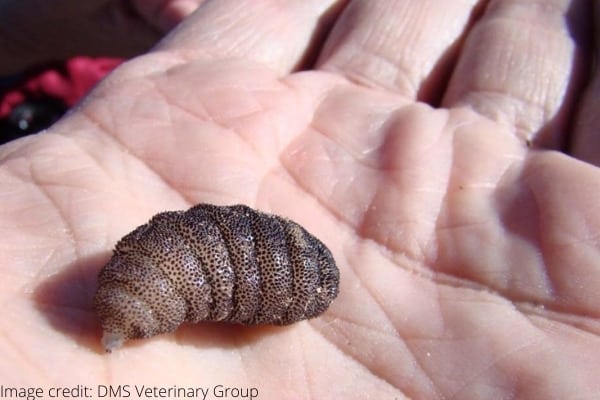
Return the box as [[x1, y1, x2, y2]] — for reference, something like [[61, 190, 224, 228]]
[[131, 0, 206, 31], [155, 0, 345, 74], [317, 0, 482, 102], [569, 3, 600, 165], [443, 0, 591, 149]]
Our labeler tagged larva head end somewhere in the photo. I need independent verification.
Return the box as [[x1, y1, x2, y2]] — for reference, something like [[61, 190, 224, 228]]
[[101, 331, 125, 353]]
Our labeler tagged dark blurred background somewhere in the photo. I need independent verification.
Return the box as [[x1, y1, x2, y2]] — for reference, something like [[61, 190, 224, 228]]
[[0, 56, 122, 145]]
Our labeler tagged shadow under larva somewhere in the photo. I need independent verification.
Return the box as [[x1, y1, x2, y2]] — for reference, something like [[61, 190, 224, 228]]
[[94, 204, 340, 352]]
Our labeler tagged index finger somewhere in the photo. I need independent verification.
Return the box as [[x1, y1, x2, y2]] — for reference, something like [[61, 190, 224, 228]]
[[154, 0, 346, 74]]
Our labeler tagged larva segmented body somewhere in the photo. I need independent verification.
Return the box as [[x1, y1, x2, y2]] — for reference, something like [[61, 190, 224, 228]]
[[94, 204, 339, 352]]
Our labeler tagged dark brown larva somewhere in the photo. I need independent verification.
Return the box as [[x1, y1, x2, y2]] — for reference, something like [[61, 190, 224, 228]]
[[94, 204, 339, 352]]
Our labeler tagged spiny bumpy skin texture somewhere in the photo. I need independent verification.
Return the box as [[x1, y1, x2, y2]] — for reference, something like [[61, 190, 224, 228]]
[[94, 204, 340, 352]]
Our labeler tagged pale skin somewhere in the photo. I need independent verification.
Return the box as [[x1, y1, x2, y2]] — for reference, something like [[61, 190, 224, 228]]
[[1, 0, 599, 398]]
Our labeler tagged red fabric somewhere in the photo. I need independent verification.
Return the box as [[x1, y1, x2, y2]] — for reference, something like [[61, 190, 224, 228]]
[[0, 56, 123, 118]]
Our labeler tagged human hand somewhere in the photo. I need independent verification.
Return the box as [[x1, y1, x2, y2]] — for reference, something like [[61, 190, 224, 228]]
[[1, 0, 598, 398], [0, 0, 204, 75]]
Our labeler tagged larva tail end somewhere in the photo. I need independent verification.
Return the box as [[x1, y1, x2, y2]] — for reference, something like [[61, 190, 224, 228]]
[[101, 331, 125, 353]]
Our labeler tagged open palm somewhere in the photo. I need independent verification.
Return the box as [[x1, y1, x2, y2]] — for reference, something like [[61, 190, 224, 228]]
[[1, 1, 599, 399]]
